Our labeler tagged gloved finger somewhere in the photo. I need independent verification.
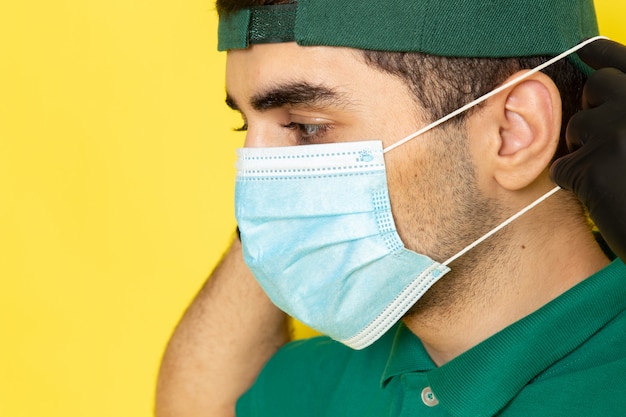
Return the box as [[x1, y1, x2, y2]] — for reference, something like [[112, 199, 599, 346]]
[[564, 105, 610, 150], [581, 67, 626, 109], [549, 135, 615, 194], [578, 39, 626, 72], [549, 149, 585, 192], [549, 154, 572, 190]]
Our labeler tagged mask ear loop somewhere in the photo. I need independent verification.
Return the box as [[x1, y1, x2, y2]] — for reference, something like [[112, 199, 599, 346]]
[[381, 36, 610, 266], [442, 186, 560, 266], [382, 36, 608, 155]]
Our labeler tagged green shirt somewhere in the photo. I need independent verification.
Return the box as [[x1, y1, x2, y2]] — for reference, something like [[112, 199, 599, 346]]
[[237, 259, 626, 417]]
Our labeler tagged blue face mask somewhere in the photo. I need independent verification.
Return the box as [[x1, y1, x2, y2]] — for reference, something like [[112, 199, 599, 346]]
[[234, 38, 605, 350], [236, 140, 450, 349]]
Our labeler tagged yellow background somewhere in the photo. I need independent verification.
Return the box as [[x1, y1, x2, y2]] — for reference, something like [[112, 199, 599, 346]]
[[1, 1, 625, 416]]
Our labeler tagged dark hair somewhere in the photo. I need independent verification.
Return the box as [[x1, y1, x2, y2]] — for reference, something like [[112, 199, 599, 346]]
[[216, 0, 586, 159]]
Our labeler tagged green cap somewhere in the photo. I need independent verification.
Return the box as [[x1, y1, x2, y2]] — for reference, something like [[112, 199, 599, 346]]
[[218, 0, 598, 63]]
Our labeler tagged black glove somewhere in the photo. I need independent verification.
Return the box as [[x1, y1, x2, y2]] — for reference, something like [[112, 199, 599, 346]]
[[550, 39, 626, 262]]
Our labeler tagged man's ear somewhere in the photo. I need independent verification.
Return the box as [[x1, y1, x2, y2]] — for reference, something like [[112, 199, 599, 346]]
[[477, 71, 562, 191]]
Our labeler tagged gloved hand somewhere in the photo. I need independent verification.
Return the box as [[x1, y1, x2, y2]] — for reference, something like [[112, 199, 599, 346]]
[[550, 39, 626, 262]]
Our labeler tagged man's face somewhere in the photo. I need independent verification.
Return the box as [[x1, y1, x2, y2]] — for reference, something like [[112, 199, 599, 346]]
[[225, 42, 489, 261]]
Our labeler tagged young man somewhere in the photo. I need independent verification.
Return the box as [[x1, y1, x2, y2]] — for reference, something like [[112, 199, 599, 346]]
[[156, 1, 626, 416]]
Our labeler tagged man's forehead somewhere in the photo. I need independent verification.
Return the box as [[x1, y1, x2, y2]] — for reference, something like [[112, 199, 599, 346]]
[[224, 43, 368, 108]]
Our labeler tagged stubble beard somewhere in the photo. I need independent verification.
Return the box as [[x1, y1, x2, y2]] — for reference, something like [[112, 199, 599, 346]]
[[399, 125, 509, 321]]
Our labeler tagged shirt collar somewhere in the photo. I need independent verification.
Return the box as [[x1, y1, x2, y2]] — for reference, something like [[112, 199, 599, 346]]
[[381, 259, 626, 417]]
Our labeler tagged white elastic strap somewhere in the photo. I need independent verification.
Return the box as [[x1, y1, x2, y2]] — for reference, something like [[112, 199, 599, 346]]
[[443, 185, 561, 266], [383, 36, 609, 154]]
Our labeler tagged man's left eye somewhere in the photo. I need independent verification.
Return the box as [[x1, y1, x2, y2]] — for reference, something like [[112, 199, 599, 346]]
[[285, 122, 330, 143]]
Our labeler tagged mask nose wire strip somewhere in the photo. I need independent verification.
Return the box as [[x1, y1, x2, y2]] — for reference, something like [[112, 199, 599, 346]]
[[442, 185, 561, 266], [382, 36, 609, 155]]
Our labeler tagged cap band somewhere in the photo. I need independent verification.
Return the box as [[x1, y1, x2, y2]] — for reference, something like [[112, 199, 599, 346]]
[[249, 3, 297, 45], [217, 0, 599, 63], [218, 3, 297, 49]]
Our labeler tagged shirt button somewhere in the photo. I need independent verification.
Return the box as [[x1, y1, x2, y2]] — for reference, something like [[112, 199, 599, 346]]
[[421, 387, 439, 407]]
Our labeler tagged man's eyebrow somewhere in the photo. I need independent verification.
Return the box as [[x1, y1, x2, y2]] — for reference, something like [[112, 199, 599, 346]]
[[251, 81, 352, 111]]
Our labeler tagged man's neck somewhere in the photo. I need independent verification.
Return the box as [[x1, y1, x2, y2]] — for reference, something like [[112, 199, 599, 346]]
[[402, 213, 611, 367]]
